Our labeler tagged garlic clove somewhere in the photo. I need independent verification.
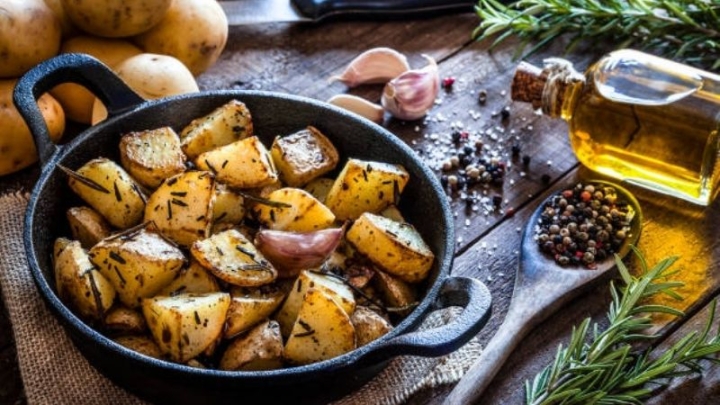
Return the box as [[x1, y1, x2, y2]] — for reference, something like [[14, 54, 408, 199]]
[[254, 227, 345, 278], [381, 54, 439, 121], [329, 47, 410, 88], [327, 94, 384, 123]]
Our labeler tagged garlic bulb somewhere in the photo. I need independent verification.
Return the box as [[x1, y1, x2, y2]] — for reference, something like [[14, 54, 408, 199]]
[[381, 54, 439, 121], [330, 47, 410, 88]]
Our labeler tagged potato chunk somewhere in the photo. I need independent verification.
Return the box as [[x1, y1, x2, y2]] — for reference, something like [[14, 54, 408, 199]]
[[119, 126, 186, 189], [270, 126, 339, 187], [252, 187, 335, 232], [66, 206, 111, 248], [105, 306, 147, 335], [180, 99, 253, 160], [196, 136, 277, 189], [224, 285, 285, 338], [142, 292, 231, 363], [220, 320, 284, 371], [346, 212, 434, 283], [351, 306, 393, 347], [144, 170, 215, 247], [66, 157, 146, 229], [114, 335, 162, 359], [89, 226, 185, 307], [191, 229, 277, 287], [158, 260, 221, 296], [284, 288, 356, 365], [212, 183, 245, 225]]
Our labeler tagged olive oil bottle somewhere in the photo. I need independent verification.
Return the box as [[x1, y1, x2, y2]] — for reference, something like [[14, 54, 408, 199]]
[[512, 49, 720, 205]]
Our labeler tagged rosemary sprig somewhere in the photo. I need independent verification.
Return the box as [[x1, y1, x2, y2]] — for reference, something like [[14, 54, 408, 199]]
[[474, 0, 720, 70], [525, 248, 720, 405]]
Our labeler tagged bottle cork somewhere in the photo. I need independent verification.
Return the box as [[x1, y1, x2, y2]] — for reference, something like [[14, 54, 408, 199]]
[[511, 62, 547, 110]]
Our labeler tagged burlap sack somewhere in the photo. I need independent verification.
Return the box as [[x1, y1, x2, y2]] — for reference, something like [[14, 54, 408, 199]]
[[0, 191, 483, 405]]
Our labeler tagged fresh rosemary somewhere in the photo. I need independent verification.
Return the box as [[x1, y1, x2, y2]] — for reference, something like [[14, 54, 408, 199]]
[[474, 0, 720, 69], [525, 248, 720, 405]]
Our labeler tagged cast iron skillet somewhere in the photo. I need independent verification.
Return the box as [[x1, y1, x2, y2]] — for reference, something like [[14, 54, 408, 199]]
[[14, 53, 492, 405]]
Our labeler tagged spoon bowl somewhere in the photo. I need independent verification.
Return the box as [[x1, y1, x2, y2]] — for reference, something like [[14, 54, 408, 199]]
[[446, 180, 642, 404]]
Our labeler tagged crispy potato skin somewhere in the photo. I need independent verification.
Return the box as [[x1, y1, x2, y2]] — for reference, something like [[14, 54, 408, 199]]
[[220, 320, 284, 371], [271, 126, 339, 187], [253, 187, 336, 232], [180, 99, 253, 160], [119, 126, 187, 189]]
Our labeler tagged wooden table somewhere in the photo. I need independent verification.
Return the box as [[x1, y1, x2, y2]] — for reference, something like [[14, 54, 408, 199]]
[[3, 7, 720, 405]]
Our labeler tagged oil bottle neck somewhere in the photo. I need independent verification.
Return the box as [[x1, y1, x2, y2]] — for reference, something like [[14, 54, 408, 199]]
[[511, 58, 586, 119]]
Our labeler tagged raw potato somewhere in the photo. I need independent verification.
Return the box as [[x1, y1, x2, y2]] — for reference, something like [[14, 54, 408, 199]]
[[346, 212, 434, 283], [89, 226, 186, 308], [190, 229, 277, 287], [43, 0, 78, 37], [119, 126, 187, 189], [196, 136, 278, 190], [54, 240, 116, 321], [224, 286, 285, 338], [133, 0, 228, 76], [60, 0, 172, 38], [66, 158, 146, 229], [0, 80, 65, 176], [180, 99, 253, 160], [158, 260, 221, 297], [66, 206, 112, 248], [351, 306, 393, 347], [105, 306, 147, 335], [142, 292, 231, 363], [143, 170, 215, 247], [51, 36, 142, 124], [284, 288, 356, 365], [252, 188, 336, 232], [220, 320, 284, 371], [92, 53, 199, 123], [324, 158, 410, 221], [270, 126, 340, 187], [0, 0, 61, 78]]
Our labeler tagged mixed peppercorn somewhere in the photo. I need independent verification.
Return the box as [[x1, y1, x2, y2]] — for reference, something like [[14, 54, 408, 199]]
[[535, 182, 635, 269]]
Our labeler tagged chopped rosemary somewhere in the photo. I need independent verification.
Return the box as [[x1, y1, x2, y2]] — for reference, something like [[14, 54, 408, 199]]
[[57, 164, 110, 194]]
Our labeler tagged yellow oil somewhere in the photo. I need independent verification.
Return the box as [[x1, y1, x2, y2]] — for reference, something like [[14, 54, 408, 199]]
[[563, 50, 720, 205]]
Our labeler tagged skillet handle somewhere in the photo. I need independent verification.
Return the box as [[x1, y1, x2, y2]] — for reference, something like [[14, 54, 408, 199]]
[[359, 276, 492, 365], [13, 53, 144, 167]]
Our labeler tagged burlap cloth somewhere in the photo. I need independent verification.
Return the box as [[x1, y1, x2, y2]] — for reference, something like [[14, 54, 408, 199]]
[[0, 191, 483, 405]]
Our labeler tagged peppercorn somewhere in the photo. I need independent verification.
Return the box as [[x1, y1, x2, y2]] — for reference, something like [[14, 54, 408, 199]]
[[451, 130, 462, 143], [541, 174, 551, 184], [511, 144, 521, 157], [522, 155, 531, 167], [500, 106, 510, 120], [478, 89, 487, 105]]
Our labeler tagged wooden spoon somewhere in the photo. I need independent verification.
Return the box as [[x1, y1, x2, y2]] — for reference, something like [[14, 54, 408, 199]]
[[444, 180, 643, 405]]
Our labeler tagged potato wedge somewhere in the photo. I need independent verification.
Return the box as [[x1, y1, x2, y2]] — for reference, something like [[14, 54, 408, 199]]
[[351, 306, 393, 347], [220, 320, 284, 371], [252, 187, 335, 232], [346, 212, 434, 283], [180, 99, 253, 160], [105, 306, 147, 335], [55, 240, 116, 321], [284, 288, 356, 365], [191, 229, 277, 287], [324, 158, 409, 221], [270, 126, 339, 187], [212, 184, 245, 225], [275, 270, 355, 338], [144, 170, 215, 247], [114, 335, 162, 359], [142, 292, 231, 363], [89, 226, 185, 308], [119, 126, 187, 189], [66, 206, 112, 248], [66, 158, 146, 229], [224, 285, 285, 338], [372, 268, 418, 315], [196, 136, 278, 190], [157, 260, 221, 297]]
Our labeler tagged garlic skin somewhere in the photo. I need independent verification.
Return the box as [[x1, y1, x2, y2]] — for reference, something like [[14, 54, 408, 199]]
[[330, 47, 410, 88], [327, 94, 384, 123], [254, 227, 345, 278], [381, 54, 439, 121]]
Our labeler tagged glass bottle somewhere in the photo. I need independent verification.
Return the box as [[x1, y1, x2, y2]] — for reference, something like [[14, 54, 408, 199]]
[[512, 49, 720, 206]]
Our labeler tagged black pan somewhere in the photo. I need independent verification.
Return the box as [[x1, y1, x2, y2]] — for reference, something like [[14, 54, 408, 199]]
[[14, 53, 492, 405]]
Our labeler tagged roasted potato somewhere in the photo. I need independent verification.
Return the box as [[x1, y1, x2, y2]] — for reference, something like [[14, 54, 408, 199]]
[[270, 126, 339, 187], [346, 212, 434, 283], [158, 260, 221, 297], [372, 268, 418, 315], [191, 229, 277, 287], [143, 170, 215, 247], [89, 225, 186, 307], [224, 286, 285, 339], [119, 126, 187, 189], [60, 0, 172, 38], [142, 292, 231, 363], [105, 306, 147, 335], [0, 0, 61, 78], [196, 136, 278, 190], [284, 288, 356, 365], [66, 158, 146, 229], [114, 335, 162, 359], [351, 306, 393, 347], [66, 206, 111, 248], [252, 187, 336, 232], [324, 158, 410, 221], [212, 184, 246, 226], [179, 99, 253, 160], [220, 320, 284, 371], [303, 177, 334, 203]]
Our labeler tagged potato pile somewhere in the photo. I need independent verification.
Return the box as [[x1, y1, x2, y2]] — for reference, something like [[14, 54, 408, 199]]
[[0, 0, 228, 176], [53, 99, 436, 369]]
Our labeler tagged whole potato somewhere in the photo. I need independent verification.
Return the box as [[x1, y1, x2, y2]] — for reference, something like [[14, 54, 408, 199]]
[[50, 37, 142, 124], [133, 0, 228, 76], [0, 0, 62, 78], [0, 80, 65, 176], [60, 0, 172, 38], [43, 0, 79, 38], [91, 53, 199, 124]]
